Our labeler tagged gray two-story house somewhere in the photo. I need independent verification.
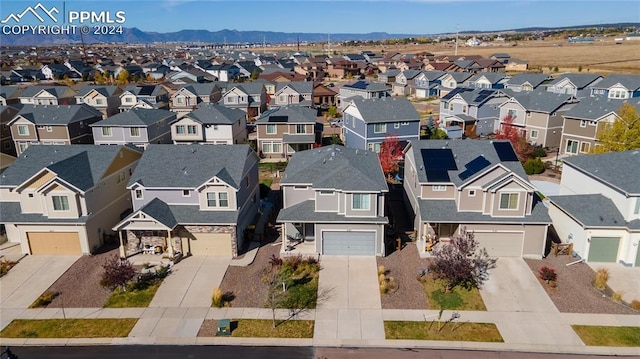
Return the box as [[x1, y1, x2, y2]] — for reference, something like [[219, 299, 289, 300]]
[[277, 145, 389, 256], [546, 73, 603, 98], [171, 103, 247, 145], [589, 74, 640, 99], [414, 70, 447, 98], [113, 144, 259, 258], [338, 81, 390, 110], [255, 105, 321, 159], [90, 108, 176, 148], [219, 82, 268, 118], [504, 73, 552, 92], [119, 85, 170, 112], [271, 81, 314, 108], [439, 88, 510, 137]]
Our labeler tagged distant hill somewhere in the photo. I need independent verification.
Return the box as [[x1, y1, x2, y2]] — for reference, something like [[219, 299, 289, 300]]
[[2, 23, 638, 46]]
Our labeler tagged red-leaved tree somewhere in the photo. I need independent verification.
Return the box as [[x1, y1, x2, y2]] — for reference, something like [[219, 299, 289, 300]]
[[378, 134, 403, 179], [495, 114, 534, 161]]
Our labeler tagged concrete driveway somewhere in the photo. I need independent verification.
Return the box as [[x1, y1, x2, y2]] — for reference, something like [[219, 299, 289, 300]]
[[149, 255, 230, 308], [315, 256, 384, 342], [587, 262, 640, 303], [0, 255, 79, 309]]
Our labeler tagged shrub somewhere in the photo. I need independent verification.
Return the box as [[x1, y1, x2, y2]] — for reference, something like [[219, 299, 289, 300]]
[[0, 259, 17, 277], [539, 266, 557, 282], [212, 287, 225, 308], [594, 268, 609, 290], [631, 300, 640, 311], [378, 265, 386, 276], [612, 291, 623, 302], [268, 254, 283, 268], [100, 255, 135, 291], [532, 146, 547, 158], [155, 264, 171, 279], [30, 290, 59, 308], [523, 157, 545, 175]]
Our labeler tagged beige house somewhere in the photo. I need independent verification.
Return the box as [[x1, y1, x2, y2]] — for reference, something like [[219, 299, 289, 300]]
[[255, 106, 321, 159], [0, 145, 143, 255], [74, 85, 123, 119]]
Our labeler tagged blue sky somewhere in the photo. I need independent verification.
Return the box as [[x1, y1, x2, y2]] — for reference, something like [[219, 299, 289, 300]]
[[1, 1, 638, 34]]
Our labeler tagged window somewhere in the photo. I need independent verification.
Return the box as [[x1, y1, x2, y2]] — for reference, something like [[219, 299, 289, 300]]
[[18, 143, 28, 153], [469, 190, 476, 197], [296, 124, 307, 134], [182, 190, 190, 197], [206, 192, 217, 207], [499, 193, 519, 210], [367, 142, 381, 153], [207, 192, 229, 207], [530, 130, 538, 139], [580, 142, 590, 153], [102, 127, 112, 136], [213, 125, 218, 130], [176, 125, 185, 134], [507, 109, 517, 118], [96, 98, 105, 105], [373, 123, 386, 133], [448, 103, 453, 111], [52, 195, 70, 211], [218, 192, 229, 207], [319, 190, 333, 195], [266, 124, 277, 134], [130, 127, 140, 137], [262, 141, 282, 153], [635, 198, 640, 215], [432, 185, 447, 191], [566, 139, 579, 154], [176, 97, 184, 104], [46, 126, 52, 132], [17, 125, 29, 135], [134, 189, 143, 199], [124, 97, 133, 103], [462, 105, 468, 114], [580, 120, 587, 128], [401, 121, 409, 126], [352, 193, 370, 210], [227, 96, 236, 103], [187, 125, 198, 135], [394, 123, 400, 129], [245, 177, 250, 187]]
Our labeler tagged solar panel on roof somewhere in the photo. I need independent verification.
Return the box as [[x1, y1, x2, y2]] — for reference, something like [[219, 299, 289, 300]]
[[138, 86, 154, 96], [420, 148, 458, 182], [349, 81, 368, 89], [458, 155, 491, 180], [268, 116, 288, 123], [493, 141, 519, 162]]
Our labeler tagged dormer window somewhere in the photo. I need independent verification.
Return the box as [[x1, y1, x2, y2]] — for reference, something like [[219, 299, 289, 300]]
[[352, 193, 370, 210], [52, 195, 70, 211], [134, 189, 143, 199]]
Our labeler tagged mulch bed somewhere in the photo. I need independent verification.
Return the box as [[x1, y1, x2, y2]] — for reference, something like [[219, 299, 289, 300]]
[[43, 246, 119, 308], [376, 242, 431, 310], [524, 255, 637, 314]]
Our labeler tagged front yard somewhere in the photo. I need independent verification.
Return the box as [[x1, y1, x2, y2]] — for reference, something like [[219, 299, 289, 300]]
[[198, 319, 314, 338], [385, 321, 503, 342], [0, 319, 137, 338], [572, 326, 640, 347]]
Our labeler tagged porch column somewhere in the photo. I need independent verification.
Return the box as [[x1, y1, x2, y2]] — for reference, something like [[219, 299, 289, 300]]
[[118, 230, 126, 258], [167, 229, 174, 256]]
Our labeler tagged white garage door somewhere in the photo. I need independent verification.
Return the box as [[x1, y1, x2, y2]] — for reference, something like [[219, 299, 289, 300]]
[[322, 231, 376, 256], [472, 232, 524, 257], [188, 233, 232, 256]]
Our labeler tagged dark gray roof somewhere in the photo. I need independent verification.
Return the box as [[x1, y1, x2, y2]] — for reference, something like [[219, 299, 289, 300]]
[[12, 104, 102, 125], [281, 145, 388, 192], [549, 194, 629, 228], [18, 85, 73, 98], [75, 85, 120, 97], [418, 198, 550, 224], [255, 105, 318, 124], [504, 90, 574, 113], [0, 85, 23, 100], [422, 71, 447, 81], [400, 69, 422, 80], [230, 82, 265, 95], [590, 74, 640, 91], [562, 150, 640, 195], [469, 72, 508, 85], [277, 200, 388, 224], [179, 83, 219, 98], [407, 139, 528, 187], [562, 97, 636, 121], [349, 97, 420, 124], [275, 81, 314, 94], [444, 88, 503, 106], [0, 202, 89, 224], [128, 144, 256, 190], [122, 85, 165, 97], [448, 72, 475, 83], [547, 73, 602, 89], [0, 145, 141, 191], [119, 198, 239, 229], [183, 103, 245, 125], [342, 81, 390, 93], [505, 73, 551, 88], [380, 69, 400, 77], [90, 108, 175, 127]]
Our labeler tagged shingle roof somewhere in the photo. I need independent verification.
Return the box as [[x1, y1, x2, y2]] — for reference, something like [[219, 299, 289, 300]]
[[469, 72, 508, 85], [547, 73, 602, 89], [183, 103, 246, 125], [123, 85, 165, 97], [75, 85, 120, 98], [400, 69, 422, 80], [0, 202, 89, 224], [443, 88, 502, 105], [0, 145, 141, 191], [549, 194, 628, 228], [281, 145, 388, 192], [179, 83, 219, 98], [504, 90, 574, 113], [231, 82, 265, 95], [448, 72, 474, 83], [0, 85, 23, 100], [342, 81, 390, 92], [505, 73, 551, 88], [275, 81, 314, 94], [128, 144, 256, 189], [590, 74, 640, 91], [562, 150, 640, 195], [12, 104, 102, 125], [418, 198, 550, 224], [18, 85, 74, 98], [124, 198, 238, 229], [422, 70, 447, 81], [277, 200, 388, 224], [562, 97, 635, 121], [90, 108, 175, 127], [349, 97, 420, 124], [255, 105, 318, 124]]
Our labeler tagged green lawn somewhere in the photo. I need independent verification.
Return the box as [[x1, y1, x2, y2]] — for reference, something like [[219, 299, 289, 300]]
[[104, 282, 161, 308], [231, 319, 314, 338], [422, 277, 487, 311], [385, 321, 503, 342], [572, 326, 640, 347], [0, 319, 137, 338]]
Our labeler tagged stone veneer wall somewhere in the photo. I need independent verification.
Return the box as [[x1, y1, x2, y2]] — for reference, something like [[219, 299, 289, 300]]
[[182, 225, 237, 257], [126, 230, 175, 255]]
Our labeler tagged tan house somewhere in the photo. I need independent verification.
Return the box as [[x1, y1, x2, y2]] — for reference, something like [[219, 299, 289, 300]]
[[9, 104, 102, 155], [170, 83, 223, 118], [403, 140, 550, 258], [74, 85, 123, 119], [18, 85, 76, 106], [1, 105, 19, 156], [255, 105, 321, 159], [0, 145, 143, 255]]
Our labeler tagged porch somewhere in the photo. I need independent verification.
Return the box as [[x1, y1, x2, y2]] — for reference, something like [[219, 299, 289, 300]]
[[118, 229, 183, 261], [417, 222, 460, 256], [280, 222, 318, 256]]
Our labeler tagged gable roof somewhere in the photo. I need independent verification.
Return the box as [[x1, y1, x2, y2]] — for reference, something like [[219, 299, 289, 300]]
[[255, 105, 318, 124], [182, 103, 246, 125], [275, 81, 314, 94], [342, 81, 389, 93], [281, 145, 388, 192], [469, 72, 508, 85], [75, 85, 120, 98], [420, 70, 447, 81], [90, 108, 175, 127], [562, 97, 636, 121], [505, 73, 551, 88], [349, 97, 420, 123], [128, 144, 255, 189], [444, 72, 475, 83], [0, 145, 141, 191], [399, 69, 422, 80], [562, 150, 640, 195], [443, 88, 504, 105], [503, 90, 575, 113], [122, 85, 165, 97], [0, 85, 24, 100], [550, 194, 628, 229], [547, 73, 602, 89], [228, 82, 265, 95], [11, 104, 102, 125], [176, 83, 219, 98], [18, 85, 74, 99], [590, 74, 640, 91]]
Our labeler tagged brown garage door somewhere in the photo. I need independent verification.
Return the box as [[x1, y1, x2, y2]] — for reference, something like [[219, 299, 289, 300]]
[[27, 232, 81, 255], [188, 233, 232, 256]]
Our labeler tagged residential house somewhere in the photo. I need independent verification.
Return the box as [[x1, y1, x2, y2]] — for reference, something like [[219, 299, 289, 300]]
[[475, 59, 506, 73], [255, 105, 321, 159], [504, 73, 552, 92], [439, 88, 510, 137], [326, 59, 361, 79], [377, 69, 400, 84], [41, 63, 80, 81], [560, 97, 638, 155], [18, 86, 76, 106], [438, 72, 475, 97], [0, 152, 16, 173], [391, 69, 422, 96], [170, 83, 223, 118], [414, 70, 447, 98], [271, 81, 314, 107], [453, 60, 484, 73], [403, 140, 550, 258], [468, 72, 509, 89], [342, 97, 420, 153], [0, 85, 24, 105], [549, 151, 640, 266], [90, 108, 175, 148], [206, 63, 240, 82], [9, 104, 102, 155], [171, 103, 247, 145], [277, 145, 389, 256], [313, 83, 338, 111], [1, 105, 19, 156], [589, 74, 640, 99], [498, 90, 578, 148], [119, 85, 169, 112], [504, 58, 530, 72], [112, 144, 259, 257], [74, 85, 122, 119], [169, 68, 217, 84], [546, 73, 603, 98], [219, 82, 268, 118], [0, 145, 143, 255], [338, 81, 390, 109]]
